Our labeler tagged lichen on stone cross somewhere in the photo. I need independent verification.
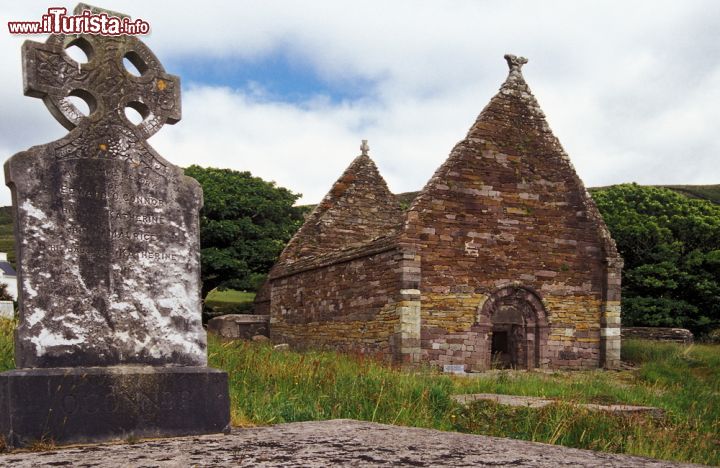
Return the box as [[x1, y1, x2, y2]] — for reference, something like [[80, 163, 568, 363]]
[[22, 3, 180, 141], [504, 54, 528, 72], [360, 139, 370, 156]]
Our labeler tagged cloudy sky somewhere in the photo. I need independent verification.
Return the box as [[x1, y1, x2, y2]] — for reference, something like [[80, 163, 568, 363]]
[[1, 1, 718, 206]]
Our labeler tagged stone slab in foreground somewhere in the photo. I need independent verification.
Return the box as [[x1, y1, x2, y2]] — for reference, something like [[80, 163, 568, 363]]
[[0, 420, 698, 467]]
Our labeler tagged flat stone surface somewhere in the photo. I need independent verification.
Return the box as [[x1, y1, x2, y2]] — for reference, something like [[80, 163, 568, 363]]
[[0, 366, 229, 448], [453, 393, 664, 417], [0, 419, 698, 467], [5, 4, 205, 368]]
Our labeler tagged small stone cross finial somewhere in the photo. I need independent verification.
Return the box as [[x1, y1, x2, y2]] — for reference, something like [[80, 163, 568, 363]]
[[504, 54, 528, 72], [360, 139, 370, 156]]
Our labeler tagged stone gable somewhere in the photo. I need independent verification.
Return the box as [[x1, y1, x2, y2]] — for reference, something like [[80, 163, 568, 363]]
[[277, 151, 403, 266]]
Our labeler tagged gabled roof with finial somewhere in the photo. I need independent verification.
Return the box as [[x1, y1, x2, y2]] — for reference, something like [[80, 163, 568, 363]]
[[404, 54, 619, 261], [276, 140, 404, 266]]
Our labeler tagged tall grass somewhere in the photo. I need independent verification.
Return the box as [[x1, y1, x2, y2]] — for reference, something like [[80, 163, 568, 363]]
[[0, 319, 13, 372], [0, 319, 716, 464], [207, 336, 719, 465], [208, 338, 456, 430]]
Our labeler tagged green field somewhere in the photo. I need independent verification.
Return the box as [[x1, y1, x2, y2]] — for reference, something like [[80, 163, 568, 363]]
[[204, 288, 256, 315]]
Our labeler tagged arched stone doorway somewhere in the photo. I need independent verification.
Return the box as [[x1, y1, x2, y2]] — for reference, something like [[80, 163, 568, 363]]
[[477, 286, 548, 370]]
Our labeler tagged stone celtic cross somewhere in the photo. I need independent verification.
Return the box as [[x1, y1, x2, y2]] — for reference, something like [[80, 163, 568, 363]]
[[5, 3, 205, 368], [1, 4, 228, 448]]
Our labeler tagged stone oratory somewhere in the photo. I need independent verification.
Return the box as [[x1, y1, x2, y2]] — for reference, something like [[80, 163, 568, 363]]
[[264, 55, 623, 371]]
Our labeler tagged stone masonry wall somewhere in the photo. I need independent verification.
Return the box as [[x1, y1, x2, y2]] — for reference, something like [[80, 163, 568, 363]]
[[402, 56, 623, 370], [268, 150, 417, 363], [269, 241, 409, 362]]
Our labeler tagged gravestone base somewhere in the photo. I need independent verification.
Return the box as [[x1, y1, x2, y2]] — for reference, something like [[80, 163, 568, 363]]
[[0, 366, 230, 448]]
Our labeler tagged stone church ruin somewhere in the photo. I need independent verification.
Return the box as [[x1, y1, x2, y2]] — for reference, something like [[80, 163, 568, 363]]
[[263, 54, 623, 371]]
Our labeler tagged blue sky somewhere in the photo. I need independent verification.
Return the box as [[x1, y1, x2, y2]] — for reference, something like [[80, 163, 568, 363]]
[[1, 1, 719, 206], [168, 53, 378, 104]]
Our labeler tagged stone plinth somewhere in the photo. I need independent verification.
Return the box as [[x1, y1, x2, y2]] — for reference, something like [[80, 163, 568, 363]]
[[0, 366, 229, 447]]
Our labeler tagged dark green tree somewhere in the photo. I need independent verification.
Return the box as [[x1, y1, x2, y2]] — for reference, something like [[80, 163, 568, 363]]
[[0, 283, 13, 302], [592, 184, 720, 334], [184, 166, 305, 299]]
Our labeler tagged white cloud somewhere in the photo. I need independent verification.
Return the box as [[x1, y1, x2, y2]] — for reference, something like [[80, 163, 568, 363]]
[[1, 0, 719, 207]]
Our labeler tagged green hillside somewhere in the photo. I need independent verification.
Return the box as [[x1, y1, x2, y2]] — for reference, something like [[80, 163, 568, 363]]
[[661, 185, 720, 204]]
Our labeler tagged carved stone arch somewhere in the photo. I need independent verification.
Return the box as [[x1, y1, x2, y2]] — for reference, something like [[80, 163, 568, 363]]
[[476, 285, 549, 370]]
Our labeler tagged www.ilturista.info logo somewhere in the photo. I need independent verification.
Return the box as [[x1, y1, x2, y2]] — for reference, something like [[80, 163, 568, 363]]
[[8, 7, 150, 35]]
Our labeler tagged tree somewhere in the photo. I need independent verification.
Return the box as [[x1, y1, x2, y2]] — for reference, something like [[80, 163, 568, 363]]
[[0, 283, 12, 302], [184, 166, 305, 299], [592, 184, 720, 334]]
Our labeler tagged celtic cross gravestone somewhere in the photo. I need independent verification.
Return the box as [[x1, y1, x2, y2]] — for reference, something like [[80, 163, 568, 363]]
[[0, 3, 229, 447]]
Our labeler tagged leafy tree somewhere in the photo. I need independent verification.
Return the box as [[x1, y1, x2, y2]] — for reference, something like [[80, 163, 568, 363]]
[[184, 166, 305, 299], [593, 184, 720, 334], [0, 283, 12, 302]]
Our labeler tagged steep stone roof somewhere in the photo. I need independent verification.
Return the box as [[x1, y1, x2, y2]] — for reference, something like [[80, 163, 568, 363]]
[[405, 54, 619, 262], [276, 146, 403, 266]]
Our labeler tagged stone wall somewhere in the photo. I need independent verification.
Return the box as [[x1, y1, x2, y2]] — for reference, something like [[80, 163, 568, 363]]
[[252, 281, 271, 316], [622, 327, 693, 344], [269, 239, 415, 363], [207, 315, 270, 340]]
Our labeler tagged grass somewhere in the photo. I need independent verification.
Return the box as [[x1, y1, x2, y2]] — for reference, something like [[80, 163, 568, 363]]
[[0, 319, 717, 464], [0, 319, 14, 372], [204, 289, 256, 315], [209, 337, 719, 465]]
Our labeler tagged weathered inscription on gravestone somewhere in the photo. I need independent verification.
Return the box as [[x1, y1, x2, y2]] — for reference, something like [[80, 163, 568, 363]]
[[6, 5, 205, 368]]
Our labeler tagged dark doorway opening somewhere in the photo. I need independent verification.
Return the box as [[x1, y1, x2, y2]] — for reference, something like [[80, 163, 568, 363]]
[[478, 286, 548, 371], [491, 328, 512, 368], [492, 330, 508, 354]]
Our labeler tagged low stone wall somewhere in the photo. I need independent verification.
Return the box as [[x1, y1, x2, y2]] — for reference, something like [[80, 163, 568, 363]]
[[207, 314, 270, 340], [622, 327, 693, 344]]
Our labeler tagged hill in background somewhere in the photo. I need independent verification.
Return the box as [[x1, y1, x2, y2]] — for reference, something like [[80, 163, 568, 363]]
[[307, 184, 720, 212]]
